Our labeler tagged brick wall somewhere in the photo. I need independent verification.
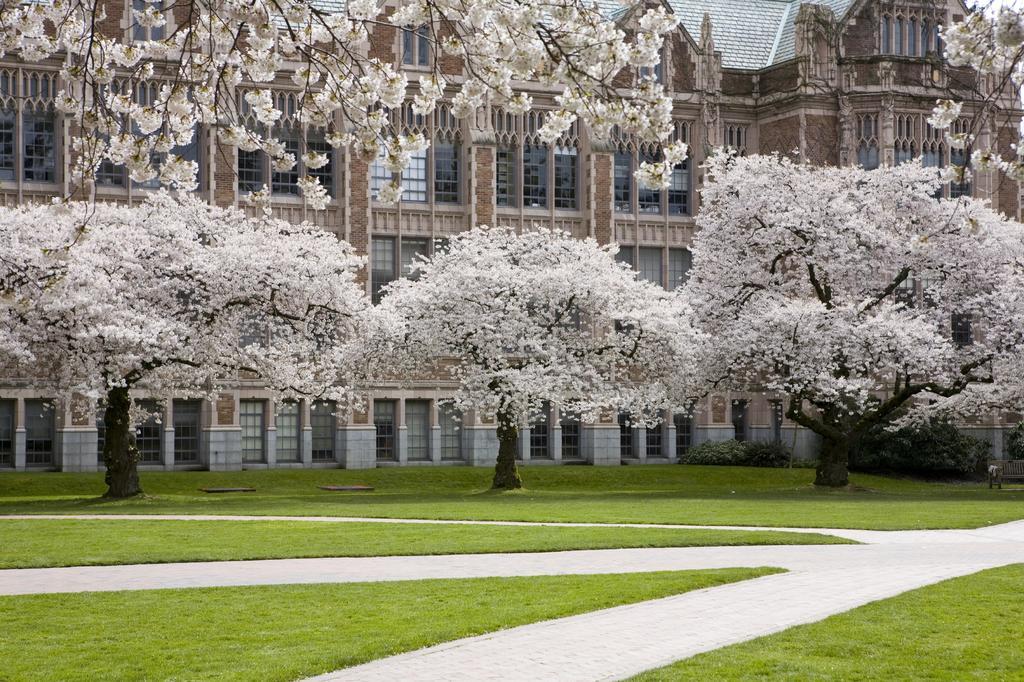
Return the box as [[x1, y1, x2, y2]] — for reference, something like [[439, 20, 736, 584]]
[[758, 115, 801, 157], [843, 3, 877, 57], [996, 127, 1021, 219], [592, 153, 613, 246], [804, 115, 839, 166], [348, 154, 371, 290], [473, 146, 494, 226]]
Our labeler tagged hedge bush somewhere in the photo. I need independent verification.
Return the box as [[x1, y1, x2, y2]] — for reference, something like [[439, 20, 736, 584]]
[[850, 418, 989, 477], [1006, 423, 1024, 460], [682, 439, 790, 468]]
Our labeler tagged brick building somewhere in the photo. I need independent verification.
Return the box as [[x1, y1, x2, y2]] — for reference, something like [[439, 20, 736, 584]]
[[0, 0, 1020, 472]]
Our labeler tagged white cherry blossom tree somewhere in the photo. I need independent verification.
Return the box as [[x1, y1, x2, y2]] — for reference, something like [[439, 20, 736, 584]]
[[377, 226, 701, 489], [687, 153, 1024, 487], [0, 0, 685, 205], [0, 193, 371, 497]]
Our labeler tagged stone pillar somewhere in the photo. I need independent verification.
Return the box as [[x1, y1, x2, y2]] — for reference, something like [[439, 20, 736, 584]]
[[163, 398, 175, 471], [518, 417, 530, 462], [396, 398, 409, 465], [581, 421, 621, 466], [14, 397, 26, 470], [666, 418, 678, 464], [60, 394, 98, 472], [550, 404, 562, 463], [465, 410, 498, 467], [337, 400, 376, 469], [300, 399, 313, 466], [634, 426, 647, 463], [429, 399, 442, 464], [264, 399, 277, 467], [207, 392, 242, 471]]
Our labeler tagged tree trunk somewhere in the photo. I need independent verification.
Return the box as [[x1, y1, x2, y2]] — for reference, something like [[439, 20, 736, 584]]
[[492, 408, 523, 490], [814, 437, 850, 487], [102, 385, 142, 498]]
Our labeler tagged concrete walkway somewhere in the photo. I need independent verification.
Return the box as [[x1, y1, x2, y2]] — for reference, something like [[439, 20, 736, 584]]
[[1, 517, 1022, 681]]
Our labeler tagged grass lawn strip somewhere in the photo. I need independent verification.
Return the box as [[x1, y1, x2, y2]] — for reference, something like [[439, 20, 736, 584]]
[[631, 563, 1024, 681], [1, 466, 1022, 530], [0, 568, 779, 682], [0, 518, 849, 568]]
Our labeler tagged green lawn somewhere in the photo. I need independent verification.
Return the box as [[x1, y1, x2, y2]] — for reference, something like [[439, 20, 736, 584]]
[[0, 518, 848, 568], [0, 569, 776, 681], [0, 466, 1021, 529], [632, 564, 1024, 681]]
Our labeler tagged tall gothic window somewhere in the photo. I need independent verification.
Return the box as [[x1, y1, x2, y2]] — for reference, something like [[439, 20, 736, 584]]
[[611, 121, 691, 216], [857, 114, 879, 170], [492, 109, 580, 211], [371, 103, 461, 204]]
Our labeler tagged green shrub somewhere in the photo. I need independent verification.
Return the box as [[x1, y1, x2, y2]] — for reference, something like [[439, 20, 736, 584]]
[[741, 440, 792, 468], [851, 418, 989, 477], [682, 439, 791, 468], [1006, 423, 1024, 459]]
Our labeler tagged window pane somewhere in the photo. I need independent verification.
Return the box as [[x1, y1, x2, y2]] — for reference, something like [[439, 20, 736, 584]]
[[238, 149, 265, 193], [401, 149, 427, 202], [402, 28, 414, 64], [732, 400, 749, 442], [307, 137, 334, 196], [276, 401, 300, 461], [646, 419, 663, 458], [882, 17, 891, 53], [240, 400, 265, 463], [523, 144, 547, 208], [529, 403, 550, 459], [615, 246, 635, 270], [668, 248, 692, 290], [0, 109, 15, 181], [668, 160, 689, 215], [638, 247, 663, 287], [560, 412, 580, 460], [434, 142, 459, 203], [0, 400, 14, 466], [371, 147, 391, 198], [553, 146, 577, 209], [614, 152, 631, 212], [417, 26, 429, 66], [618, 413, 633, 458], [311, 400, 336, 461], [950, 148, 971, 198], [858, 143, 879, 170], [25, 400, 54, 466], [173, 399, 201, 464], [439, 403, 462, 460], [23, 114, 55, 182], [271, 135, 300, 195], [374, 400, 396, 460], [135, 400, 163, 464], [637, 151, 660, 213], [406, 400, 430, 461], [496, 146, 516, 207], [673, 412, 692, 455], [400, 237, 429, 279], [371, 237, 396, 305]]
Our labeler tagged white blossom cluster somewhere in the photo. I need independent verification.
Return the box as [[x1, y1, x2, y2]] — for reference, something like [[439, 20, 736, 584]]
[[375, 225, 703, 429], [687, 152, 1024, 443], [0, 192, 374, 411], [930, 6, 1024, 183], [0, 0, 683, 206]]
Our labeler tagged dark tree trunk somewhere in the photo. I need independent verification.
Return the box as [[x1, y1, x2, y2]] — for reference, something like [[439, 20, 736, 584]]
[[814, 437, 850, 487], [102, 385, 142, 498], [492, 408, 523, 490]]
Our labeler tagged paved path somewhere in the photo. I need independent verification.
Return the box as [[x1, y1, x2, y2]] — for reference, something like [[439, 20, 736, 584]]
[[0, 512, 998, 544], [2, 517, 1023, 681]]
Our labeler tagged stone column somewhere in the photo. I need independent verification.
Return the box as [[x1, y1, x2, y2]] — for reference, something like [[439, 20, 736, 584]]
[[207, 391, 242, 471], [14, 397, 26, 470], [264, 399, 277, 467], [550, 404, 562, 463], [163, 398, 175, 471], [465, 410, 499, 467], [429, 399, 442, 464], [300, 399, 313, 466], [581, 411, 620, 466], [337, 397, 377, 469]]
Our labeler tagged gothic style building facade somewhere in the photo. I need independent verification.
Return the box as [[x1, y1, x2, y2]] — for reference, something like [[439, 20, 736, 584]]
[[0, 0, 1019, 472]]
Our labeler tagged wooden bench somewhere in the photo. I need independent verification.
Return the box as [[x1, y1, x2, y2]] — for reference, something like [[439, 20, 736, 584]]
[[988, 460, 1024, 489]]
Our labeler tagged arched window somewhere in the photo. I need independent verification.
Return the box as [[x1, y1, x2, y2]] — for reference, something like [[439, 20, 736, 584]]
[[895, 17, 904, 55], [882, 16, 891, 53], [909, 18, 917, 56], [935, 25, 943, 55], [922, 19, 930, 54]]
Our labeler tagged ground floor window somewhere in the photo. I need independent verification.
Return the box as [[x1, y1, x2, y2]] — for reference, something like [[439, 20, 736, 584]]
[[276, 401, 300, 462], [646, 416, 664, 458], [529, 403, 551, 459], [241, 400, 265, 463], [25, 399, 54, 466], [732, 399, 750, 442], [375, 400, 396, 460], [311, 400, 336, 462], [439, 403, 462, 461], [0, 400, 13, 466], [674, 412, 693, 455], [135, 400, 163, 464], [173, 400, 202, 464], [406, 399, 431, 461], [560, 412, 580, 459], [619, 413, 633, 458]]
